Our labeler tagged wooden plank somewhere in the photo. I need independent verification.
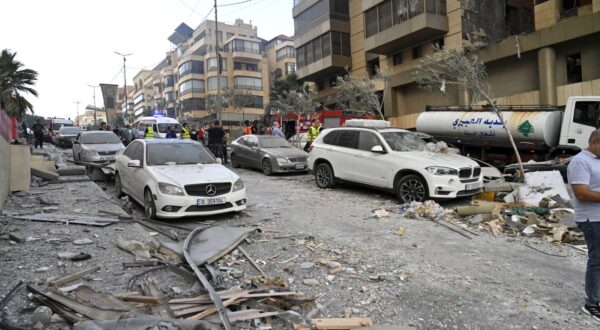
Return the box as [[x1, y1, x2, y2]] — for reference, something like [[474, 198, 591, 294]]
[[169, 303, 200, 311], [118, 294, 159, 304], [187, 292, 247, 320], [173, 304, 212, 317], [312, 317, 373, 329], [238, 246, 267, 278], [48, 266, 100, 287], [169, 291, 298, 305]]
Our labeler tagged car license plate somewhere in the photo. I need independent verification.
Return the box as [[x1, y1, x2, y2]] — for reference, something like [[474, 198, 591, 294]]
[[295, 163, 304, 169], [197, 197, 226, 206], [465, 182, 482, 190]]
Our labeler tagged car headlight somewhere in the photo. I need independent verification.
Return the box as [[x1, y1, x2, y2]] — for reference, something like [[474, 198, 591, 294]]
[[426, 166, 458, 176], [276, 157, 290, 164], [158, 182, 184, 195], [232, 178, 244, 192]]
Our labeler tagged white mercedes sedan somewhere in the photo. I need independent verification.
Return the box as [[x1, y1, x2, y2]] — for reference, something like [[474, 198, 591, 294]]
[[114, 139, 246, 219]]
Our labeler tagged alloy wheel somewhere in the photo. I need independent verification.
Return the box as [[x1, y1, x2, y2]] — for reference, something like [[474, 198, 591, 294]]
[[262, 159, 272, 176]]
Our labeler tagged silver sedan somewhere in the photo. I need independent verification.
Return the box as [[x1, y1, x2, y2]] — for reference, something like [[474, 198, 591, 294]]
[[230, 135, 309, 175], [73, 131, 125, 163]]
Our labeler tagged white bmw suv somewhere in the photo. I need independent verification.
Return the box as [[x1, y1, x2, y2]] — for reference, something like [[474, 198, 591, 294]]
[[307, 120, 483, 203]]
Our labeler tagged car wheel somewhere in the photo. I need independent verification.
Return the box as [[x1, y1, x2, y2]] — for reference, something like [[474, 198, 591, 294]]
[[144, 189, 157, 220], [115, 174, 124, 198], [262, 158, 273, 176], [395, 174, 428, 203], [314, 163, 335, 189], [231, 153, 241, 168]]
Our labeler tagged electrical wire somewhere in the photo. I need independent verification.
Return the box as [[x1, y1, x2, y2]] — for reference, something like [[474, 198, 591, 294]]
[[218, 0, 253, 7]]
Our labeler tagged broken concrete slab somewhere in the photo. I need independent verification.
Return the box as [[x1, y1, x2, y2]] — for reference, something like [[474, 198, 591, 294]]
[[116, 238, 151, 261], [14, 213, 119, 227], [73, 238, 94, 245], [31, 167, 59, 181], [516, 171, 570, 206], [56, 166, 86, 176]]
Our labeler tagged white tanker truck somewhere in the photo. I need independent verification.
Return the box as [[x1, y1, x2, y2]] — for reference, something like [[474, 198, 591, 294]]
[[416, 96, 600, 165]]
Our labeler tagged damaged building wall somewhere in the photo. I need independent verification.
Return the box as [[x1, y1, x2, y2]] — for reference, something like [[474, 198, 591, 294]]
[[486, 50, 539, 99], [0, 134, 9, 209], [461, 0, 535, 46]]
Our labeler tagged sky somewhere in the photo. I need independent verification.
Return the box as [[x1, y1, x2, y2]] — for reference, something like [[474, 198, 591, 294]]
[[0, 0, 294, 120]]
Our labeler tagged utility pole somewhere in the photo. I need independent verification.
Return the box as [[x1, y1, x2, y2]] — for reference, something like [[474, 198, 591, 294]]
[[214, 0, 222, 123], [87, 84, 98, 127], [114, 51, 133, 123], [73, 101, 80, 126]]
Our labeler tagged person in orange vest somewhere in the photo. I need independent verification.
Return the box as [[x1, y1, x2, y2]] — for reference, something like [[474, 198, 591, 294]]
[[243, 120, 252, 135]]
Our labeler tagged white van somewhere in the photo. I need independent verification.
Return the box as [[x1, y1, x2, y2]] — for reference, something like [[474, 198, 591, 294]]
[[135, 116, 182, 139]]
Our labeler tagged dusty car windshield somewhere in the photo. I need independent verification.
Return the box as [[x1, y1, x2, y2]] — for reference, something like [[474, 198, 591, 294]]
[[259, 136, 292, 148], [381, 132, 428, 152], [157, 123, 182, 133], [147, 143, 215, 165], [82, 133, 122, 144], [59, 127, 81, 134]]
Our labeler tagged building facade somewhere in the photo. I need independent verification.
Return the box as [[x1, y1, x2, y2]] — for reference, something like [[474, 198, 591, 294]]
[[124, 19, 296, 127], [293, 0, 600, 128]]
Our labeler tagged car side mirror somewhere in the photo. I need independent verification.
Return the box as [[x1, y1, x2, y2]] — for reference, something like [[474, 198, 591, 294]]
[[250, 145, 259, 151], [215, 158, 222, 164], [128, 159, 141, 168], [371, 145, 386, 154], [73, 141, 79, 144]]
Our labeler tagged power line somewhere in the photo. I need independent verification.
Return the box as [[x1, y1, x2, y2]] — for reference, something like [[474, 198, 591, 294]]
[[218, 0, 253, 7]]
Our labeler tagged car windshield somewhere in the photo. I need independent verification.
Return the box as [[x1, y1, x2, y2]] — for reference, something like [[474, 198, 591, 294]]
[[381, 131, 428, 152], [82, 133, 122, 144], [259, 136, 292, 148], [157, 123, 182, 133], [52, 123, 73, 130], [147, 143, 215, 165], [59, 127, 81, 134]]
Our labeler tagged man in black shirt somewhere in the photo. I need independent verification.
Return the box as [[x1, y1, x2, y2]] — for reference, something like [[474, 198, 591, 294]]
[[31, 119, 45, 149], [207, 121, 226, 162]]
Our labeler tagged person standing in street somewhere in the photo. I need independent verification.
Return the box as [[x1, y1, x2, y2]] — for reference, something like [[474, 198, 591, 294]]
[[251, 120, 258, 135], [99, 122, 107, 131], [166, 126, 177, 138], [144, 126, 154, 139], [243, 120, 252, 135], [272, 121, 284, 138], [304, 119, 322, 152], [181, 123, 191, 139], [207, 121, 226, 162], [568, 128, 600, 322], [31, 119, 45, 149]]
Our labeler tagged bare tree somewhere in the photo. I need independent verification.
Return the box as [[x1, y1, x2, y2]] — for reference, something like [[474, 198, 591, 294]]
[[206, 94, 228, 119], [412, 47, 525, 178], [223, 88, 255, 125], [334, 67, 388, 120], [273, 84, 320, 145]]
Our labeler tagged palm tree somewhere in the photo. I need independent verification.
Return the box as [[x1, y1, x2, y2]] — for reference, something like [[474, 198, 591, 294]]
[[0, 49, 39, 119]]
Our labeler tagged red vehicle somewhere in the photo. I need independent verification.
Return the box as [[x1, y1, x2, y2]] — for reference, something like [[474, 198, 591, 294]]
[[277, 110, 375, 137]]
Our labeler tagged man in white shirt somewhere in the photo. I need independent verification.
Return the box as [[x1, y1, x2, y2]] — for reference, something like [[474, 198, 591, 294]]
[[568, 129, 600, 322]]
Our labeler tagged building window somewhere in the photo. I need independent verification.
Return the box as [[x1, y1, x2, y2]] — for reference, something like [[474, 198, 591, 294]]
[[164, 75, 174, 88], [234, 76, 262, 90], [329, 77, 337, 87], [317, 80, 325, 91], [179, 79, 205, 95], [274, 68, 283, 79], [412, 46, 422, 59], [365, 0, 446, 38], [226, 32, 234, 40], [566, 53, 582, 84], [433, 38, 444, 50], [181, 98, 206, 111], [392, 53, 403, 65], [367, 58, 380, 76], [164, 92, 175, 103], [276, 46, 296, 61], [207, 77, 228, 91], [178, 60, 204, 77], [286, 63, 297, 75], [247, 95, 264, 108], [225, 39, 261, 53], [207, 57, 227, 72], [234, 62, 259, 71]]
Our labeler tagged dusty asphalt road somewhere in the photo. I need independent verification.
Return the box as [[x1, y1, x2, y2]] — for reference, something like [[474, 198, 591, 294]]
[[0, 144, 595, 329]]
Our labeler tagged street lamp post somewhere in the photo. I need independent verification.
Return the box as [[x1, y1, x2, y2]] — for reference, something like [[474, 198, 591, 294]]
[[87, 84, 98, 127], [114, 51, 133, 123], [73, 101, 80, 126]]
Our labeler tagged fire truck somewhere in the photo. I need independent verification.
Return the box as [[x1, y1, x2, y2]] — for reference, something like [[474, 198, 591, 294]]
[[275, 109, 375, 138]]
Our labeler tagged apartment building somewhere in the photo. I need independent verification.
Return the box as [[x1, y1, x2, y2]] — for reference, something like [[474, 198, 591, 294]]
[[264, 34, 297, 89], [124, 19, 297, 127], [293, 0, 600, 129]]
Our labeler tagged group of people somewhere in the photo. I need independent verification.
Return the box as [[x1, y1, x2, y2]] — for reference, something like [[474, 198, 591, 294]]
[[243, 118, 323, 151]]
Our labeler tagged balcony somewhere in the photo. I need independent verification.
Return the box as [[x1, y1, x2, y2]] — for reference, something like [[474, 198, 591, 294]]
[[364, 0, 448, 55], [231, 48, 262, 62], [295, 54, 351, 81]]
